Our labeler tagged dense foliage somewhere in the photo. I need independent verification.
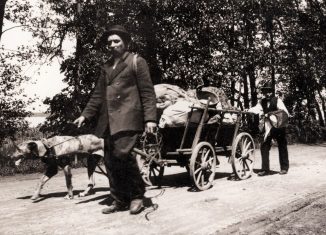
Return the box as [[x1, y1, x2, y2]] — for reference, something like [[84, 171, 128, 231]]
[[1, 0, 326, 142]]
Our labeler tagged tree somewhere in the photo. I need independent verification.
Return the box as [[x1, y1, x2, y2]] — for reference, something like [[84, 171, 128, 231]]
[[0, 50, 33, 142], [0, 0, 7, 39], [0, 0, 34, 143], [5, 0, 323, 140]]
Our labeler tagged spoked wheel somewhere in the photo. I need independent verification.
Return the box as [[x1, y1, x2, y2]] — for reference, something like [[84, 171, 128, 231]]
[[136, 132, 164, 186], [231, 132, 255, 180], [137, 156, 164, 186], [190, 142, 216, 191]]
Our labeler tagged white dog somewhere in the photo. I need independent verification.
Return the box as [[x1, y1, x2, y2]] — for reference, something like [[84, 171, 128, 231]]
[[11, 134, 104, 200]]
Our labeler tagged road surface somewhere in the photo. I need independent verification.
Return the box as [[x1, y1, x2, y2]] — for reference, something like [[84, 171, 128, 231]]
[[0, 143, 325, 234]]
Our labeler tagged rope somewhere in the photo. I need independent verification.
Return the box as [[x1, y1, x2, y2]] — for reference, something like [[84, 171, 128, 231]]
[[144, 189, 165, 221]]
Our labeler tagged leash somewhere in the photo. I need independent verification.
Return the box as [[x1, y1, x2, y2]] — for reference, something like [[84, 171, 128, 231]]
[[144, 188, 165, 221]]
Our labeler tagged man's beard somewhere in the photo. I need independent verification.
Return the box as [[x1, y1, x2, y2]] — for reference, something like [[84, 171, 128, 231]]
[[110, 47, 125, 57]]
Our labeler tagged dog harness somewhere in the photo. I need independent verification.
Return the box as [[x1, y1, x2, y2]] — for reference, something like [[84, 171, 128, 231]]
[[40, 137, 84, 159]]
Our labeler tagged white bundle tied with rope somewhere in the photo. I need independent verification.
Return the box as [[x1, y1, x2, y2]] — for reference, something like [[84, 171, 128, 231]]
[[154, 84, 236, 128]]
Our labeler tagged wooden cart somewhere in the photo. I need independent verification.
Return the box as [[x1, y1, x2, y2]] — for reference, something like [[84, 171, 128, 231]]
[[135, 100, 257, 191]]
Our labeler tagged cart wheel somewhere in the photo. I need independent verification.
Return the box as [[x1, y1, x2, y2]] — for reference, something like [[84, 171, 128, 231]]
[[190, 142, 216, 191], [231, 132, 255, 180], [136, 132, 164, 186], [137, 154, 164, 186], [147, 158, 164, 186]]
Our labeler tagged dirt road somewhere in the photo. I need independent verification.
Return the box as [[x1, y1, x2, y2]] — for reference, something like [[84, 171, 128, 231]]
[[0, 143, 325, 235]]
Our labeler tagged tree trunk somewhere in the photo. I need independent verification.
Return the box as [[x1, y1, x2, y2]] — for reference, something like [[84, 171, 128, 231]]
[[268, 16, 276, 95], [247, 64, 257, 106], [230, 79, 235, 106], [244, 14, 257, 107], [74, 0, 82, 113], [0, 0, 8, 41], [314, 100, 324, 126], [141, 1, 161, 85], [243, 17, 253, 109], [317, 89, 326, 126], [242, 72, 249, 109]]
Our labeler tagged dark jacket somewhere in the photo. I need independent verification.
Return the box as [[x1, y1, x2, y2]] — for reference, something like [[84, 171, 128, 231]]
[[82, 52, 157, 137]]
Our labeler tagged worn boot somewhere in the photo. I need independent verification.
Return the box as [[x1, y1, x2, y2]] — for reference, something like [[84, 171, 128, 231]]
[[129, 198, 144, 215], [102, 201, 128, 214]]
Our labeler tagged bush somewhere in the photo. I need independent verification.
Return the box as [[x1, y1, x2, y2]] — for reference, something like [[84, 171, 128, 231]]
[[0, 144, 46, 176], [286, 122, 325, 144]]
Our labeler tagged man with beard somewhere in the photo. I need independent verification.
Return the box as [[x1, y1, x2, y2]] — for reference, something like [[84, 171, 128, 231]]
[[249, 80, 290, 176], [74, 25, 157, 214]]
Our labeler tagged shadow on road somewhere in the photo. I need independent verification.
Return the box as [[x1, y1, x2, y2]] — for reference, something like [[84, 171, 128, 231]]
[[16, 187, 110, 203], [149, 169, 231, 193], [253, 169, 279, 175], [158, 171, 190, 188], [77, 194, 110, 205]]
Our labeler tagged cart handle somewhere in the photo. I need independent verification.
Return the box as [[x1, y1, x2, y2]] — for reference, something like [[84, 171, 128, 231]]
[[132, 147, 152, 160]]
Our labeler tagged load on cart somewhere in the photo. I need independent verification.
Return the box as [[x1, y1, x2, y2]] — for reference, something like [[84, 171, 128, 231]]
[[134, 84, 257, 191]]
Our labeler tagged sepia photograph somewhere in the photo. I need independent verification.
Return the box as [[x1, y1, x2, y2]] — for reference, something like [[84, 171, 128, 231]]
[[1, 0, 326, 234]]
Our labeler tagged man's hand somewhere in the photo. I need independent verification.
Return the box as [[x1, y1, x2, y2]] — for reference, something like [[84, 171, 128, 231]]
[[73, 116, 86, 128], [145, 122, 157, 133]]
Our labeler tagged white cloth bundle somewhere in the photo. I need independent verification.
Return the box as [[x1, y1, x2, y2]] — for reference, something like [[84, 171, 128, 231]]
[[155, 84, 191, 109], [155, 84, 236, 128], [158, 100, 194, 128], [159, 100, 211, 128]]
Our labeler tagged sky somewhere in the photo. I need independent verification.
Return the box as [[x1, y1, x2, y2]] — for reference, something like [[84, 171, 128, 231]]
[[1, 20, 72, 113]]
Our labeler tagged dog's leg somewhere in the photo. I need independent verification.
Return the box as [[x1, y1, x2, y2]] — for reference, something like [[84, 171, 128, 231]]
[[87, 155, 96, 187], [31, 175, 49, 200], [31, 159, 58, 200], [63, 165, 74, 199], [79, 155, 100, 197]]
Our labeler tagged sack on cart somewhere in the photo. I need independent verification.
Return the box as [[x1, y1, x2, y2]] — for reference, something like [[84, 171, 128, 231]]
[[155, 84, 191, 109], [159, 100, 208, 128]]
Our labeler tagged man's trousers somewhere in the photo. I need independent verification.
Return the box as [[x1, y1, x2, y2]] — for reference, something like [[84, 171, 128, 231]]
[[260, 127, 289, 171], [104, 131, 145, 205]]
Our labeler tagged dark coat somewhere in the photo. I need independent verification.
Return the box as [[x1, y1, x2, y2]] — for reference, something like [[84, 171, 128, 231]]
[[81, 52, 157, 137]]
